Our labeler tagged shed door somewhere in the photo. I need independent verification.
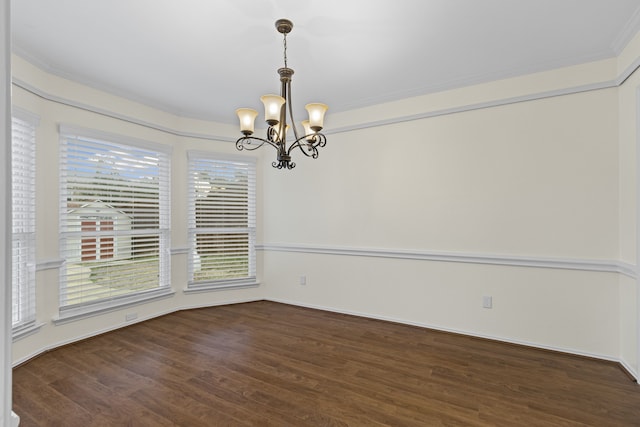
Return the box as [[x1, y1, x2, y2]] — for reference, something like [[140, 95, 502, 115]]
[[81, 219, 114, 261]]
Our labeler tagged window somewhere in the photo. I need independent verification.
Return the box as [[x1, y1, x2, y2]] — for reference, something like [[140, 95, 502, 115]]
[[11, 112, 37, 334], [187, 152, 256, 290], [59, 126, 171, 317]]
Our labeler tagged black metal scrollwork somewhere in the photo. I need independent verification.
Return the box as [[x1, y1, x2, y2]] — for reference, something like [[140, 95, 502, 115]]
[[236, 128, 326, 170]]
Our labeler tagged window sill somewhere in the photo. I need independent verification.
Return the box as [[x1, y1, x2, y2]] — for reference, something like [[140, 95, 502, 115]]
[[53, 288, 175, 326]]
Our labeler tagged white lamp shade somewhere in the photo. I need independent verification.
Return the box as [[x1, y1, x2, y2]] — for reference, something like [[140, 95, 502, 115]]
[[236, 108, 258, 134], [261, 94, 286, 125], [305, 103, 328, 131]]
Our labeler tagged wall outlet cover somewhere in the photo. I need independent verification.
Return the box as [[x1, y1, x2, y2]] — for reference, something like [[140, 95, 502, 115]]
[[483, 296, 493, 309]]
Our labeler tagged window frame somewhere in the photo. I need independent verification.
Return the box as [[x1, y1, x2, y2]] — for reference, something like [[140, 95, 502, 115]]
[[186, 151, 257, 292], [11, 109, 38, 339], [57, 125, 173, 321]]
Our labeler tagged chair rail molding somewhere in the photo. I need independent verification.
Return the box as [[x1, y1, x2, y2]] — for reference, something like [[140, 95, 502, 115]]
[[258, 243, 636, 278]]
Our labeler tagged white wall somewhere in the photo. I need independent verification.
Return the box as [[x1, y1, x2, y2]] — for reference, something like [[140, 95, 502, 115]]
[[617, 30, 640, 377], [262, 47, 636, 365], [265, 89, 618, 258], [10, 56, 267, 365]]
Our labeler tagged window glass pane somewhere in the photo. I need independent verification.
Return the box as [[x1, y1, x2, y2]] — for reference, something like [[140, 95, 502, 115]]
[[11, 114, 37, 329], [59, 131, 170, 310], [188, 154, 256, 287]]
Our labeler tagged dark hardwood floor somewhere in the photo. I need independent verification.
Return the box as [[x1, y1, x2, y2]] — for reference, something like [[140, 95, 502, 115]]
[[12, 301, 640, 426]]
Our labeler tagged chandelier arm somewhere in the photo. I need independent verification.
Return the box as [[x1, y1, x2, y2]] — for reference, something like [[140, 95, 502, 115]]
[[308, 133, 327, 149], [287, 133, 326, 159], [236, 136, 279, 151], [267, 126, 284, 144], [286, 138, 303, 156]]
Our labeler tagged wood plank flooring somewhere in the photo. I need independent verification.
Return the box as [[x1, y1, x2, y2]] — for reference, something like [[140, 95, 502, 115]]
[[12, 301, 640, 426]]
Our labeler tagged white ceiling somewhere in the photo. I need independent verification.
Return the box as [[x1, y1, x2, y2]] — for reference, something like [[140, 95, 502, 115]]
[[11, 0, 640, 125]]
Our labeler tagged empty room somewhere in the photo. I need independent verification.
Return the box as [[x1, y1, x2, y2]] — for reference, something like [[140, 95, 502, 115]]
[[3, 0, 640, 425]]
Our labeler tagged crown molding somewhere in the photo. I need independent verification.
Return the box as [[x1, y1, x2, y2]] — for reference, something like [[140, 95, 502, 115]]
[[331, 50, 616, 116], [326, 79, 617, 136], [12, 44, 619, 125], [14, 48, 640, 142], [612, 6, 640, 55], [11, 46, 219, 122]]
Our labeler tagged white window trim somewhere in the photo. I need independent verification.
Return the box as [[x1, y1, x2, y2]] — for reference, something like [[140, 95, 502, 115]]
[[53, 287, 175, 325], [11, 110, 38, 338], [58, 125, 172, 318], [186, 151, 257, 292]]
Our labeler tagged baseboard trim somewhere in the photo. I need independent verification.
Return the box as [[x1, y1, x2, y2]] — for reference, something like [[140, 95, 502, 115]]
[[265, 297, 638, 382], [11, 296, 263, 368], [13, 297, 639, 384], [619, 359, 639, 383]]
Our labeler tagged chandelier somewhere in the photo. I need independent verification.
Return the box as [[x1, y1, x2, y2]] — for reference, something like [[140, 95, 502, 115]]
[[235, 19, 328, 170]]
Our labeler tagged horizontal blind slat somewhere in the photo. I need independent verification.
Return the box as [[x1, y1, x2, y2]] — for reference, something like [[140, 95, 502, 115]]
[[188, 154, 256, 286], [11, 115, 37, 329], [60, 131, 170, 310]]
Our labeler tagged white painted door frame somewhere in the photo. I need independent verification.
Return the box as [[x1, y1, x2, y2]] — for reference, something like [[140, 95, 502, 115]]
[[636, 87, 640, 384], [0, 1, 13, 426]]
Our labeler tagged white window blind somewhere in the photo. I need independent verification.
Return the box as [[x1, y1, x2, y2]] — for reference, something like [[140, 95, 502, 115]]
[[11, 113, 37, 332], [187, 153, 256, 289], [59, 127, 171, 313]]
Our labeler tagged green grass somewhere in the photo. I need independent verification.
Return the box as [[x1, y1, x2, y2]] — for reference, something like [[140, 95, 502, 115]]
[[192, 254, 249, 282], [64, 254, 250, 306], [64, 257, 160, 306]]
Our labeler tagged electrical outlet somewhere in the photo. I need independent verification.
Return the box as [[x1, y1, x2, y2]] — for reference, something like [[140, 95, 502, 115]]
[[125, 312, 138, 321], [482, 296, 492, 309], [299, 275, 307, 286]]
